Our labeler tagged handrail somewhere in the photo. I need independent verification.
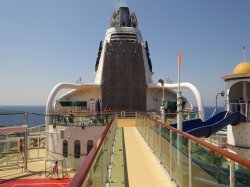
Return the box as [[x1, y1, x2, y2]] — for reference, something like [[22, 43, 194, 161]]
[[68, 115, 116, 187], [139, 112, 250, 169]]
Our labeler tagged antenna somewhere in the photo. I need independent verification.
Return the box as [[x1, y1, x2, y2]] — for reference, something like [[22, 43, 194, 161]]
[[243, 45, 246, 61]]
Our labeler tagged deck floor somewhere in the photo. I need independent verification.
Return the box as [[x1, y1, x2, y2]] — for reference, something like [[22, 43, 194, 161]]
[[0, 122, 175, 186], [0, 149, 75, 187], [124, 127, 175, 187]]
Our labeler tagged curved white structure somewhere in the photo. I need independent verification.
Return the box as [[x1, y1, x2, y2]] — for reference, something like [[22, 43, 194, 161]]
[[164, 82, 205, 120], [45, 82, 100, 118], [45, 82, 101, 168]]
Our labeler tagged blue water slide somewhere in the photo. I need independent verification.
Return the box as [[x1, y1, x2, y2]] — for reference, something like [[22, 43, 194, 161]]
[[171, 111, 227, 132], [171, 111, 246, 138], [187, 111, 246, 138]]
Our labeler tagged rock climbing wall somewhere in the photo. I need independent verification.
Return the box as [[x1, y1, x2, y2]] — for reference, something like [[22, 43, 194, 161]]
[[101, 41, 147, 111]]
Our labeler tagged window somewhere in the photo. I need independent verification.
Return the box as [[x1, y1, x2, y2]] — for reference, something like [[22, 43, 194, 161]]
[[74, 140, 81, 158], [63, 140, 68, 157], [87, 140, 94, 155]]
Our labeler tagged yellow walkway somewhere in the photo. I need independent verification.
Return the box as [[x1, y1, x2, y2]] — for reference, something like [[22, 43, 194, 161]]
[[124, 127, 175, 187]]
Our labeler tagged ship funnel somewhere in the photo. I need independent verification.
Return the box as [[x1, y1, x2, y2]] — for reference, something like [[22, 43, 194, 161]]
[[118, 7, 130, 27]]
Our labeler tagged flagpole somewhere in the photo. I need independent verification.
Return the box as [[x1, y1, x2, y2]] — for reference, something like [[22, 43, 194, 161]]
[[243, 46, 246, 61], [177, 51, 182, 131], [177, 51, 183, 174], [178, 55, 181, 93]]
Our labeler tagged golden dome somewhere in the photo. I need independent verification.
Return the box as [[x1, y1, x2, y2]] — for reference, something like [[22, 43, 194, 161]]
[[232, 62, 250, 74]]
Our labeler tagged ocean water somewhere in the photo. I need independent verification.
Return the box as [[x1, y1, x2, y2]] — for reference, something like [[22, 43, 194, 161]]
[[0, 105, 224, 127], [0, 105, 45, 127]]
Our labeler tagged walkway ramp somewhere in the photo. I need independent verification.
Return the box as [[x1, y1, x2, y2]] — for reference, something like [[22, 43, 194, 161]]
[[124, 127, 174, 187]]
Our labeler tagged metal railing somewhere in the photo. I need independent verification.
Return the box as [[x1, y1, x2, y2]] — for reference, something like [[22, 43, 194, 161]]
[[136, 113, 250, 187], [0, 125, 46, 168], [28, 124, 45, 135], [48, 112, 115, 127], [117, 111, 137, 119], [147, 110, 200, 124]]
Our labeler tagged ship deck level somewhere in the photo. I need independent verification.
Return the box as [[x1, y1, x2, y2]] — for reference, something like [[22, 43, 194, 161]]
[[0, 119, 174, 187]]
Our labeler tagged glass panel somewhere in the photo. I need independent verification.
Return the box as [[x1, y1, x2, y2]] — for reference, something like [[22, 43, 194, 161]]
[[175, 134, 189, 187], [161, 126, 170, 172], [143, 118, 146, 138], [154, 123, 160, 158], [0, 142, 6, 154], [147, 119, 150, 144], [103, 137, 109, 184], [92, 149, 103, 187], [8, 140, 18, 151], [171, 131, 177, 182], [149, 121, 154, 149], [191, 142, 229, 187], [107, 130, 112, 171], [235, 162, 250, 186]]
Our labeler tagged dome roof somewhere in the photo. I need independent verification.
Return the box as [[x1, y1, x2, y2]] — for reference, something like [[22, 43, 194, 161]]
[[232, 62, 250, 74]]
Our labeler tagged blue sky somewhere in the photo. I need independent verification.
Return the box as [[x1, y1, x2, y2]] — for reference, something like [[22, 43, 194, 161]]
[[0, 0, 249, 107]]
